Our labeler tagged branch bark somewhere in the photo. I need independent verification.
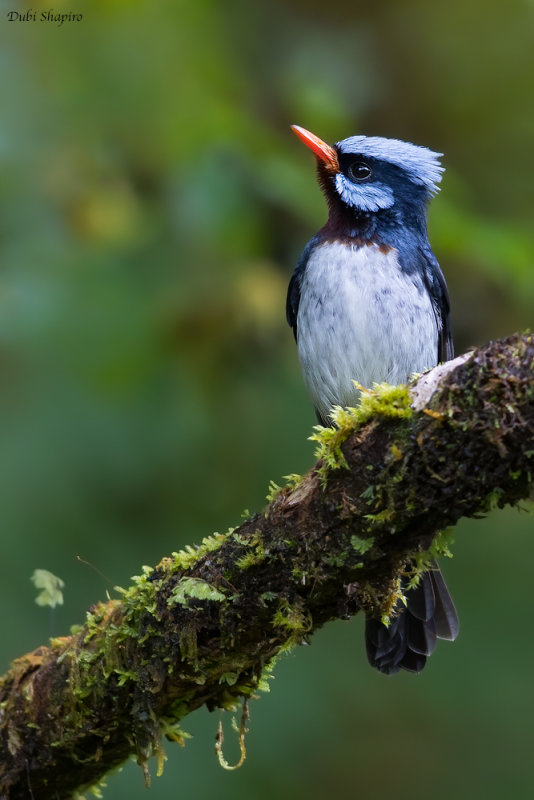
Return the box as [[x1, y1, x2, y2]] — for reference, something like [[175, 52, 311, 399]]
[[2, 332, 534, 799]]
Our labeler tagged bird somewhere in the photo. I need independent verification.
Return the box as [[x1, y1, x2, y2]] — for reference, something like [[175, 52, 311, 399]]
[[287, 124, 459, 675]]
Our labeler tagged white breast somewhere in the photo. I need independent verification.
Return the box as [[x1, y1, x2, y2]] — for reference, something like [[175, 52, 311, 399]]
[[297, 241, 438, 421]]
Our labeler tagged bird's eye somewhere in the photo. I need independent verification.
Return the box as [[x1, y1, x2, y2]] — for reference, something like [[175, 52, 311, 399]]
[[348, 160, 372, 182]]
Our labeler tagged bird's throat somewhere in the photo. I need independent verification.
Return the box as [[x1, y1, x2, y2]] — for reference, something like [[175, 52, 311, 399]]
[[321, 199, 377, 244], [317, 162, 378, 243]]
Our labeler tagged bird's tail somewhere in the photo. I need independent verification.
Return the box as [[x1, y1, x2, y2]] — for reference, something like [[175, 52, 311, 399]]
[[365, 562, 459, 675]]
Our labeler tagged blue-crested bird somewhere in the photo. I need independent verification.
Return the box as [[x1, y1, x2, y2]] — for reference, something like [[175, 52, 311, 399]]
[[287, 125, 459, 674]]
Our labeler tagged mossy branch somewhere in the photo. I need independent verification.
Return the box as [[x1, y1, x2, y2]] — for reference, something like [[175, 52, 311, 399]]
[[2, 332, 534, 799]]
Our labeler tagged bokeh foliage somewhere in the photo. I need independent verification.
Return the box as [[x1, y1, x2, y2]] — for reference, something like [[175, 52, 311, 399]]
[[1, 0, 534, 797]]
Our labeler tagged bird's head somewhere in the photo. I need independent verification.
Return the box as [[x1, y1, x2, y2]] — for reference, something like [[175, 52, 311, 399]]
[[291, 125, 443, 223]]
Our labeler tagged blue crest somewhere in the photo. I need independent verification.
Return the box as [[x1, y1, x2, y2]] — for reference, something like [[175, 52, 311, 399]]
[[337, 135, 444, 195]]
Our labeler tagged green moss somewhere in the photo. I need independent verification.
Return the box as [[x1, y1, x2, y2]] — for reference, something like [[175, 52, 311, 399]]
[[360, 485, 376, 502], [266, 480, 282, 503], [170, 531, 228, 571], [282, 472, 303, 489], [256, 655, 278, 693], [235, 550, 263, 569], [159, 717, 192, 746], [167, 577, 226, 607], [405, 529, 456, 591], [364, 508, 395, 527], [178, 627, 198, 664], [272, 599, 312, 649], [62, 489, 320, 777], [115, 669, 139, 686], [309, 382, 413, 486], [235, 530, 265, 569], [482, 488, 504, 512], [350, 534, 375, 554], [378, 577, 406, 627], [219, 672, 239, 686], [291, 567, 308, 580], [324, 553, 347, 568], [265, 473, 303, 505], [429, 527, 456, 560]]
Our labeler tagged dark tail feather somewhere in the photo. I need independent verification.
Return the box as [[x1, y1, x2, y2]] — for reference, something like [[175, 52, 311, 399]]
[[429, 564, 460, 641], [408, 612, 437, 657], [365, 564, 458, 675]]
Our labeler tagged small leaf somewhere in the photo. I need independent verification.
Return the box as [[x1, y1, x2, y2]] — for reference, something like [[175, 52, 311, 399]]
[[167, 577, 225, 606], [350, 535, 375, 554], [31, 569, 65, 608]]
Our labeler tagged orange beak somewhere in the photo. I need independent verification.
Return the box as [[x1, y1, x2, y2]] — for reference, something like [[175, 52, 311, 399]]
[[290, 125, 339, 173]]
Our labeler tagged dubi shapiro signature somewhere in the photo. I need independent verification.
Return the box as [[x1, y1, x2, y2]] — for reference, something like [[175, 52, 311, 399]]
[[6, 10, 84, 26]]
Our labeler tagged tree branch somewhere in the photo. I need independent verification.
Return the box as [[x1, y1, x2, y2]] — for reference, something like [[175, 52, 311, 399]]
[[2, 332, 534, 799]]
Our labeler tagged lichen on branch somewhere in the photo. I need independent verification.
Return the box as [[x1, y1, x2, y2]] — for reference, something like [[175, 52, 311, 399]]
[[1, 332, 534, 800]]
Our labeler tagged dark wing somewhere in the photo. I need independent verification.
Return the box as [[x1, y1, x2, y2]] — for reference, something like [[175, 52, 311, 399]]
[[286, 270, 302, 343], [420, 244, 454, 362], [286, 238, 317, 343]]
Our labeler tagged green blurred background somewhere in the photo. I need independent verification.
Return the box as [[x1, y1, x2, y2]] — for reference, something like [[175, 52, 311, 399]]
[[2, 0, 534, 797]]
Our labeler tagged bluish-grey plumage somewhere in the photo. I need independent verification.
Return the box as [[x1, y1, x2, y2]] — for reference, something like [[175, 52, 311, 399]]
[[288, 128, 459, 674], [295, 241, 438, 422]]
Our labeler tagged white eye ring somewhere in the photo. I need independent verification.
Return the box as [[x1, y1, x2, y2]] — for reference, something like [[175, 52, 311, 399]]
[[348, 161, 372, 182]]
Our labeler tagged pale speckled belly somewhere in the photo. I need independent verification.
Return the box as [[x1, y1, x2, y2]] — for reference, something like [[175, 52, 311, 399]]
[[297, 241, 438, 421]]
